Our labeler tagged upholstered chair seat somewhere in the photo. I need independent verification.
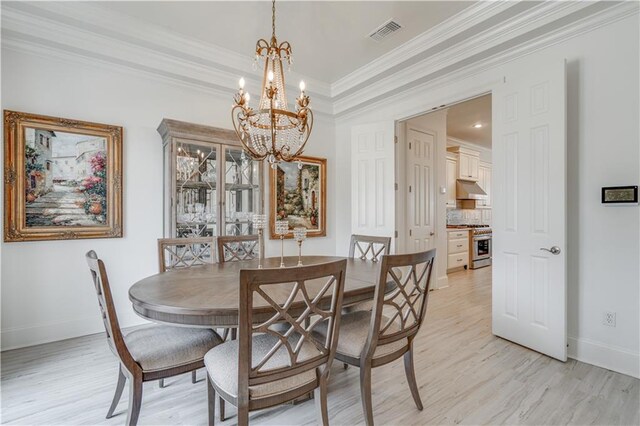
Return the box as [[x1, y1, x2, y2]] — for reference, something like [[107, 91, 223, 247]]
[[125, 326, 222, 371], [204, 333, 320, 400], [314, 311, 406, 360]]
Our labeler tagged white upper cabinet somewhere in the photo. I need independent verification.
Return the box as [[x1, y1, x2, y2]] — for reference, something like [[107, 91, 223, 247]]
[[447, 146, 480, 181], [478, 161, 492, 208], [446, 154, 457, 208]]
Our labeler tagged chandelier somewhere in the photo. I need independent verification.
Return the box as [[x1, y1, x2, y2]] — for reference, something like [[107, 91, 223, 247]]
[[231, 0, 313, 167]]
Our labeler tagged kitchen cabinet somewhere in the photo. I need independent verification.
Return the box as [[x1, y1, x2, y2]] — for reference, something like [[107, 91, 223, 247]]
[[447, 229, 469, 271], [448, 146, 480, 181], [477, 161, 492, 208], [446, 154, 458, 208], [158, 119, 264, 238]]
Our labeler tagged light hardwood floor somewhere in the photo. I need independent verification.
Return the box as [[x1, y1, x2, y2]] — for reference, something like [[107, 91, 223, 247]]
[[2, 267, 638, 425]]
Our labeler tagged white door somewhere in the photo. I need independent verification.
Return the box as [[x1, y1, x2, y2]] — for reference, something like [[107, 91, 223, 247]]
[[492, 60, 567, 361], [351, 122, 396, 250], [405, 128, 435, 252]]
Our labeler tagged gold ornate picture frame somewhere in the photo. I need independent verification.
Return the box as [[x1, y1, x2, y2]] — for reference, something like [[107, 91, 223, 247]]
[[4, 110, 123, 242], [269, 155, 326, 239]]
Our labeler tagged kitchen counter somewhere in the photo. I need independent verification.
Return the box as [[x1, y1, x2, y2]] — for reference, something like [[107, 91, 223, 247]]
[[446, 227, 471, 231]]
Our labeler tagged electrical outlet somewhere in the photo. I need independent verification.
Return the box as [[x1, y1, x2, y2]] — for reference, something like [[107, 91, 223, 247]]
[[603, 311, 616, 327]]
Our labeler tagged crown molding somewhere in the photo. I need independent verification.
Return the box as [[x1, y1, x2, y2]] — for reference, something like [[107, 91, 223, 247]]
[[332, 0, 602, 115], [446, 137, 492, 154], [330, 0, 515, 97], [2, 1, 637, 121], [0, 2, 334, 114], [335, 1, 639, 122]]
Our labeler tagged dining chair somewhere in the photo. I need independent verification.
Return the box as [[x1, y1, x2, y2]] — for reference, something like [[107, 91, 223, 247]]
[[216, 234, 259, 263], [204, 259, 347, 426], [86, 250, 223, 426], [314, 249, 436, 426], [157, 236, 217, 387], [349, 234, 392, 262], [343, 235, 393, 335], [158, 236, 215, 272]]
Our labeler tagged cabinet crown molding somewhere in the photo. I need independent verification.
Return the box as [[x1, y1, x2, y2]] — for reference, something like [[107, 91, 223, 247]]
[[157, 118, 239, 146]]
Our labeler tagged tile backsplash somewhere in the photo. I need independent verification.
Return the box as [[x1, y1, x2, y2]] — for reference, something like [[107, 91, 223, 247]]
[[447, 208, 490, 225]]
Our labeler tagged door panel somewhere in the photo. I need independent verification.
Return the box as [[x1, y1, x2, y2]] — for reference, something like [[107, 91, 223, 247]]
[[406, 128, 435, 252], [351, 122, 396, 249], [492, 60, 567, 361]]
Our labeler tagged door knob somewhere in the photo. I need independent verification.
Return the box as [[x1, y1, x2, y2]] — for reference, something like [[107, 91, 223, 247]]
[[540, 246, 561, 255], [430, 232, 435, 236]]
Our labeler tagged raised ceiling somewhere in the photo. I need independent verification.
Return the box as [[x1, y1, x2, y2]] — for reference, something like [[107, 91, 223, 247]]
[[98, 1, 474, 83], [447, 95, 492, 149]]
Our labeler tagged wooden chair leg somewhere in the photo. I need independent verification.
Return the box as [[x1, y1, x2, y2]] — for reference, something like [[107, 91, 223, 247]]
[[192, 370, 197, 384], [314, 377, 330, 426], [359, 362, 374, 426], [237, 405, 249, 426], [106, 365, 126, 419], [159, 378, 165, 388], [219, 397, 226, 422], [403, 347, 423, 410], [207, 376, 216, 426], [126, 373, 143, 426], [231, 328, 237, 340]]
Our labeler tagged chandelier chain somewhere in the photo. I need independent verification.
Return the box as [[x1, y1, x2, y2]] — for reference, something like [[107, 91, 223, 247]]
[[272, 0, 276, 39]]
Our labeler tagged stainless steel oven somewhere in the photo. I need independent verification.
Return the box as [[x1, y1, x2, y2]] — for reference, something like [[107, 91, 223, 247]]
[[470, 228, 492, 269]]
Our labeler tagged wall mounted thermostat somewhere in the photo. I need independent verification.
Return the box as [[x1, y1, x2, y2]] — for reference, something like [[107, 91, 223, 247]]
[[601, 186, 638, 205]]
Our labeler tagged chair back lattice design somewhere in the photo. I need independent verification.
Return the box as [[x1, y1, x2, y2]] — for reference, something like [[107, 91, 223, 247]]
[[349, 234, 391, 262], [85, 251, 135, 366], [217, 235, 259, 263], [365, 249, 436, 358], [237, 260, 346, 403], [158, 237, 215, 272]]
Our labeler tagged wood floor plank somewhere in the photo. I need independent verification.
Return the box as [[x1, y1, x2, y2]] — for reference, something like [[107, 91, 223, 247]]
[[2, 267, 638, 425]]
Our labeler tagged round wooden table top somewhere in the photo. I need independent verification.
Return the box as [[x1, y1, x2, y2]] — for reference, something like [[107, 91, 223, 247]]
[[129, 256, 382, 327]]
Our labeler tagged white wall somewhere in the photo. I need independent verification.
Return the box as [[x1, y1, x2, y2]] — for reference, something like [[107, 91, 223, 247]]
[[0, 48, 336, 350], [335, 15, 639, 377]]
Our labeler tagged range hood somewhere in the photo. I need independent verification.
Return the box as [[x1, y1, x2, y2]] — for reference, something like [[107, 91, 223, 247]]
[[456, 179, 487, 200]]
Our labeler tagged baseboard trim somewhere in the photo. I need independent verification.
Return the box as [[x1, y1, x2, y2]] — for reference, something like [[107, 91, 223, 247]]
[[568, 336, 639, 379], [1, 313, 148, 352], [436, 275, 449, 290]]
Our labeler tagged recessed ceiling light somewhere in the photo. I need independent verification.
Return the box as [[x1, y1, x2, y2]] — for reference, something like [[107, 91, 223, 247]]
[[473, 123, 483, 128]]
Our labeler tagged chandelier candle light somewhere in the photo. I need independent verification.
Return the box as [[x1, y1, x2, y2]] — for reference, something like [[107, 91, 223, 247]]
[[231, 0, 313, 168]]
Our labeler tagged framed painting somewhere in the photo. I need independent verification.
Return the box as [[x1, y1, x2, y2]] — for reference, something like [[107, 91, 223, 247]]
[[269, 156, 326, 239], [4, 110, 123, 242]]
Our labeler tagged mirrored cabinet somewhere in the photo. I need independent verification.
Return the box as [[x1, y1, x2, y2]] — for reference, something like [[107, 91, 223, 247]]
[[158, 119, 263, 238]]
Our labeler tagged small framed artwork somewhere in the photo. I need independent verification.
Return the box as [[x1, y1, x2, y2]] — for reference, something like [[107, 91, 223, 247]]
[[4, 110, 123, 242], [601, 186, 638, 205], [269, 156, 326, 239]]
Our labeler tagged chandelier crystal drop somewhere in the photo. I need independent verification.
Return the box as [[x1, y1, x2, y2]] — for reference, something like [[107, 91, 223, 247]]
[[231, 0, 313, 165]]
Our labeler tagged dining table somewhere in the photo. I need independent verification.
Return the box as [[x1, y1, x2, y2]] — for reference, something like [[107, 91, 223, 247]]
[[129, 255, 388, 328]]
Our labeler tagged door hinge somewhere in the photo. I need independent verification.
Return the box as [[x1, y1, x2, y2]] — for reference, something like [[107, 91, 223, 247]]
[[394, 230, 398, 238], [395, 183, 398, 190], [409, 142, 412, 150], [409, 229, 412, 236], [394, 136, 398, 144], [409, 185, 412, 193]]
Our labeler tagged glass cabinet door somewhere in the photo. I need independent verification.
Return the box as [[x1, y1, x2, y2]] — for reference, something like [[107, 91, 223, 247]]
[[174, 141, 219, 238], [223, 147, 261, 236]]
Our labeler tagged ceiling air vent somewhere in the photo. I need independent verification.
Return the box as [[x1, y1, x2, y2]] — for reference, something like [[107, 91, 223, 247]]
[[369, 19, 402, 42]]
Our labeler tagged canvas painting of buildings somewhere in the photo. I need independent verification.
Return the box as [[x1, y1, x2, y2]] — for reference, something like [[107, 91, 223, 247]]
[[270, 156, 326, 238], [24, 128, 108, 227]]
